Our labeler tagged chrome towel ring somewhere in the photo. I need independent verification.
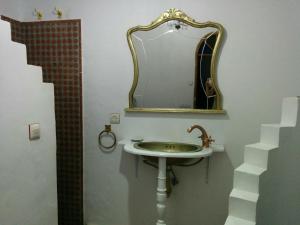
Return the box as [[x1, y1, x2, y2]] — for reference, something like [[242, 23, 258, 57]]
[[98, 125, 117, 149]]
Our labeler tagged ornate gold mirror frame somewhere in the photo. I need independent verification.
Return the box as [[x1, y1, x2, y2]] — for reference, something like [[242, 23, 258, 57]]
[[125, 8, 225, 114]]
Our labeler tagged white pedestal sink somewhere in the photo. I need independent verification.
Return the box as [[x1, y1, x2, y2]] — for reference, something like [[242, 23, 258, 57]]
[[123, 140, 213, 225]]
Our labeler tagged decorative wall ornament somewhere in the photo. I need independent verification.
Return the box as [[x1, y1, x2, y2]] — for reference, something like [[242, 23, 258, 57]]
[[33, 8, 43, 20], [53, 7, 63, 19]]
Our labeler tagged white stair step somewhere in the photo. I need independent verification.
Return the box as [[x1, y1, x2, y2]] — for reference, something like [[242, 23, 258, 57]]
[[225, 216, 255, 225], [260, 124, 280, 146], [234, 163, 265, 193], [246, 142, 277, 151], [229, 189, 258, 221], [236, 163, 265, 175], [230, 189, 258, 202], [244, 143, 277, 169]]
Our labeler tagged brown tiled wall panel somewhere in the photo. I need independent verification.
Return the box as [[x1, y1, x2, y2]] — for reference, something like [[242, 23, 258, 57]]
[[2, 16, 83, 225]]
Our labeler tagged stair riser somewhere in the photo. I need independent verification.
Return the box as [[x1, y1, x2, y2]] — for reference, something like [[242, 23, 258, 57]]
[[244, 147, 269, 169], [234, 171, 259, 193], [229, 197, 257, 221], [281, 97, 298, 126], [260, 125, 280, 146]]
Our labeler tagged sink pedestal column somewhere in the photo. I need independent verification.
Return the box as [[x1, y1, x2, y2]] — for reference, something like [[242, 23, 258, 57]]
[[156, 157, 167, 225]]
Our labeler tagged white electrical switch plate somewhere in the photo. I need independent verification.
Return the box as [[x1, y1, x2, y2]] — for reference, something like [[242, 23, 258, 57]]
[[110, 113, 120, 124], [29, 123, 40, 140]]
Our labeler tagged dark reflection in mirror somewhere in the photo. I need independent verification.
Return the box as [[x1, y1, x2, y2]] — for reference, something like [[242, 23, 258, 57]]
[[194, 32, 217, 109]]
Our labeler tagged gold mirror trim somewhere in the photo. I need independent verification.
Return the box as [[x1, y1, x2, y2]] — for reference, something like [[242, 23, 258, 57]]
[[127, 8, 224, 113]]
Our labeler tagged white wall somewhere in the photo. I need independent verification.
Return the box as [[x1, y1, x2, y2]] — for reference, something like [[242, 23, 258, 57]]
[[1, 0, 300, 225], [0, 20, 57, 225], [0, 0, 22, 20]]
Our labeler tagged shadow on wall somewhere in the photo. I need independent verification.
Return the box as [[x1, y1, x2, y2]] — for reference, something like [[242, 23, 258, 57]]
[[119, 148, 233, 225]]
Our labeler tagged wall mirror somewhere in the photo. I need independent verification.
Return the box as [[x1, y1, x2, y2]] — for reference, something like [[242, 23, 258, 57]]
[[125, 8, 225, 113]]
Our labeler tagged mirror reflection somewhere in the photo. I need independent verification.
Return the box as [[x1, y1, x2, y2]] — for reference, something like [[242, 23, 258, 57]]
[[126, 9, 224, 113]]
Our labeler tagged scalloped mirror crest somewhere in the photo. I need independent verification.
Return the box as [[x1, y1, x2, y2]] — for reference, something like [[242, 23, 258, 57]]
[[151, 8, 196, 24], [126, 9, 225, 114]]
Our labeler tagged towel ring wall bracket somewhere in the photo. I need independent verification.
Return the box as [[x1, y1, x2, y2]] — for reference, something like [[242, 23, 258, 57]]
[[98, 125, 117, 149]]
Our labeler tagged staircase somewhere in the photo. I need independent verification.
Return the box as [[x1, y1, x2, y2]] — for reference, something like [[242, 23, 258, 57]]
[[225, 97, 300, 225]]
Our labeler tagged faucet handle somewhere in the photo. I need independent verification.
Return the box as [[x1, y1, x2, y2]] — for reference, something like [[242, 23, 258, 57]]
[[208, 136, 215, 144], [202, 136, 215, 148]]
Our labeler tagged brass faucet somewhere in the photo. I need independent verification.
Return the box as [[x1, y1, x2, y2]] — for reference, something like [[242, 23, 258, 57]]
[[187, 125, 214, 148]]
